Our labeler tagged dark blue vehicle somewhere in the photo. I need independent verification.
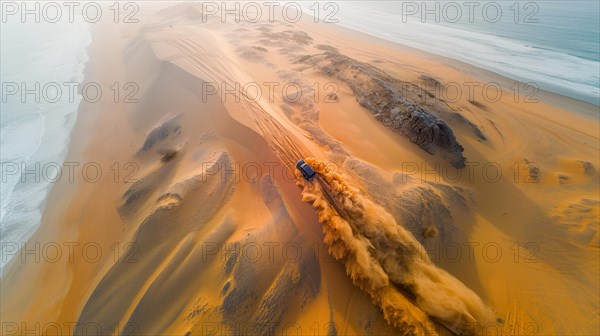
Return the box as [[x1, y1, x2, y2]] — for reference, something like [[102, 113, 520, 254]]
[[296, 160, 316, 180]]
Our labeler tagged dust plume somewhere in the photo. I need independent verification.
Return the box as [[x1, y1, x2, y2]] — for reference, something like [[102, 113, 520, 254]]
[[296, 158, 496, 335]]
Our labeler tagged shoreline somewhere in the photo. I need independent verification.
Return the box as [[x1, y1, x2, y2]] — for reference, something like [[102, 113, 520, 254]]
[[318, 2, 600, 107], [309, 15, 600, 116], [0, 21, 92, 275]]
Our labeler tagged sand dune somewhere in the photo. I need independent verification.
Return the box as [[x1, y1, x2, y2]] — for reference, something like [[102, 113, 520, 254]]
[[1, 3, 598, 336]]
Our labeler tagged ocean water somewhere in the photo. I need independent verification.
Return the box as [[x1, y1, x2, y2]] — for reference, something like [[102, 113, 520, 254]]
[[310, 1, 600, 105], [0, 21, 91, 274]]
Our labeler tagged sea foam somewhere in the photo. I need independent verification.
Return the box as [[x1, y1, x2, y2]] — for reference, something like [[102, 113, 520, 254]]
[[0, 20, 91, 275]]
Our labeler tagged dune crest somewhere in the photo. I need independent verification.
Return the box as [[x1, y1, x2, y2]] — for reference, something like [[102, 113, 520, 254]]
[[296, 158, 496, 335]]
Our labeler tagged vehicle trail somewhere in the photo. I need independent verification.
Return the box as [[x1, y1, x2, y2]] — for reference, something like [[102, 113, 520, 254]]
[[296, 158, 498, 336]]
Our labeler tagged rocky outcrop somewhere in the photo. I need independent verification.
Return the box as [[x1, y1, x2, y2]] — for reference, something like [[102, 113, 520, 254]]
[[137, 114, 182, 154], [299, 52, 467, 168]]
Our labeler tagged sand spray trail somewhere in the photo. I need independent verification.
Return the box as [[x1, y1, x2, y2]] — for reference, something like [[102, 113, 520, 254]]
[[158, 29, 495, 334], [296, 158, 496, 335]]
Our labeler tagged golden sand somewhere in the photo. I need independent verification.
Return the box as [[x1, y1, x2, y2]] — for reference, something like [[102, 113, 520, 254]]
[[2, 3, 598, 335]]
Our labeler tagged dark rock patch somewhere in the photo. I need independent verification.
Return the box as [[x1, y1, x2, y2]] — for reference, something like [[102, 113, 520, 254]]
[[138, 115, 182, 154], [299, 52, 468, 168]]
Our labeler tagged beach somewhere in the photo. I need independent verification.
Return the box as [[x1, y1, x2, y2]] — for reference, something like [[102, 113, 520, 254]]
[[1, 2, 598, 335]]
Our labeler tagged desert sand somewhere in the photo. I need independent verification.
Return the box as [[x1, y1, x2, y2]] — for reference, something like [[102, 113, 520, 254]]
[[1, 3, 598, 336]]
